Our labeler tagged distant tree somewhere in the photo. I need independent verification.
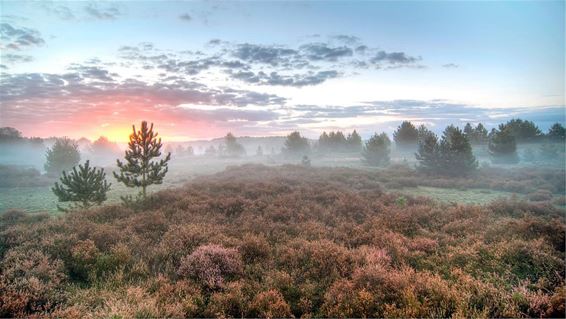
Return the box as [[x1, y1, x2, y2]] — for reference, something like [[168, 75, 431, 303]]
[[301, 155, 311, 167], [415, 131, 440, 173], [416, 125, 477, 175], [0, 127, 23, 143], [205, 145, 217, 156], [52, 160, 111, 211], [463, 123, 474, 139], [256, 145, 264, 157], [347, 130, 363, 152], [499, 118, 542, 142], [393, 121, 419, 148], [186, 145, 195, 156], [318, 130, 351, 152], [224, 133, 246, 157], [44, 137, 81, 176], [474, 123, 488, 144], [282, 131, 310, 157], [362, 133, 391, 166], [114, 121, 171, 201], [91, 136, 120, 156], [547, 123, 565, 142], [175, 145, 185, 156], [417, 124, 433, 142], [488, 128, 519, 164], [438, 125, 478, 175]]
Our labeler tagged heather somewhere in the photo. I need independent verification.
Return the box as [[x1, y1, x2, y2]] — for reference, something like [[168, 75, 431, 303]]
[[1, 164, 564, 318]]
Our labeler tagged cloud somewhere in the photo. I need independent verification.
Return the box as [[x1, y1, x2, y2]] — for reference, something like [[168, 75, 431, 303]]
[[1, 53, 33, 64], [300, 43, 353, 61], [84, 3, 121, 20], [39, 2, 76, 20], [117, 37, 426, 87], [442, 63, 459, 68], [0, 23, 45, 50], [370, 51, 419, 65], [179, 13, 192, 21]]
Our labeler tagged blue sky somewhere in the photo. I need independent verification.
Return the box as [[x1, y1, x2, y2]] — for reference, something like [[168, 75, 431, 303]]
[[0, 0, 564, 141]]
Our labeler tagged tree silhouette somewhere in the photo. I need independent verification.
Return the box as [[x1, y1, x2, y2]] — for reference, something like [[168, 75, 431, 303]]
[[416, 125, 477, 175], [547, 123, 565, 142], [347, 130, 363, 151], [224, 132, 246, 157], [282, 131, 310, 157], [44, 137, 81, 176], [488, 128, 519, 164], [52, 160, 111, 211], [499, 118, 542, 142], [362, 133, 391, 166], [114, 121, 171, 200], [393, 121, 419, 148]]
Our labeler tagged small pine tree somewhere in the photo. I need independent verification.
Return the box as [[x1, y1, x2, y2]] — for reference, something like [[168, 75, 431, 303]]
[[224, 133, 246, 157], [547, 123, 565, 142], [488, 128, 519, 164], [114, 121, 171, 201], [393, 121, 419, 148], [52, 160, 111, 211], [438, 125, 478, 175], [362, 133, 391, 166], [415, 130, 440, 173], [282, 131, 310, 157], [347, 130, 363, 152], [44, 137, 81, 176]]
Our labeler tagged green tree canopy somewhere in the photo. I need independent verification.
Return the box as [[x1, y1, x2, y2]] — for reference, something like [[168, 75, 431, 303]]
[[114, 121, 171, 200], [52, 160, 111, 211], [362, 132, 391, 166], [488, 128, 519, 164], [44, 137, 81, 176], [393, 121, 419, 148], [283, 131, 310, 157]]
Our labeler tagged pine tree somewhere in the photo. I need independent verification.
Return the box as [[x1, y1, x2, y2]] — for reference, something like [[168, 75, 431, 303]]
[[547, 123, 565, 142], [224, 132, 246, 157], [44, 137, 81, 176], [347, 130, 363, 152], [415, 131, 440, 173], [52, 160, 111, 211], [114, 121, 171, 201], [438, 125, 478, 175], [474, 123, 488, 144], [282, 131, 310, 157], [488, 128, 519, 164], [393, 121, 419, 148], [362, 133, 391, 166]]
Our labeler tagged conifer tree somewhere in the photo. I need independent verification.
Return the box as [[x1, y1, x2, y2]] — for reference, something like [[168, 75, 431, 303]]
[[393, 121, 419, 148], [488, 128, 519, 164], [52, 160, 111, 211], [438, 125, 478, 175], [114, 121, 171, 201], [362, 133, 391, 166], [415, 131, 440, 173], [283, 131, 310, 157], [347, 130, 363, 151]]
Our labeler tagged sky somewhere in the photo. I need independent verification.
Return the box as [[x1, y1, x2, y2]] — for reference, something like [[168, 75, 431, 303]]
[[0, 0, 564, 141]]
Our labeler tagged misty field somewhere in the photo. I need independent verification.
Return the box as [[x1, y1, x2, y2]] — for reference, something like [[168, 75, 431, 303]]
[[1, 164, 565, 318]]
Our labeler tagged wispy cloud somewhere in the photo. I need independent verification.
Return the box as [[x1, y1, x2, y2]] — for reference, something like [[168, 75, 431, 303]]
[[0, 23, 45, 50]]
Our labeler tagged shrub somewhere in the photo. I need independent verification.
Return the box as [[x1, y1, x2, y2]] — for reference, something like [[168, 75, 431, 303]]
[[249, 289, 292, 318], [0, 249, 67, 316], [178, 244, 243, 289]]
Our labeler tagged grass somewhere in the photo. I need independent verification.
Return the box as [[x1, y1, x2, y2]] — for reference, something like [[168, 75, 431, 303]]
[[399, 186, 522, 205]]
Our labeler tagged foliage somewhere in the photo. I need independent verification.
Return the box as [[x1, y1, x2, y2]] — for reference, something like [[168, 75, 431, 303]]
[[44, 137, 81, 176], [318, 130, 362, 153], [0, 165, 564, 317], [223, 133, 246, 157], [178, 244, 243, 289], [52, 160, 111, 211], [393, 121, 419, 148], [416, 125, 477, 176], [499, 118, 543, 142], [282, 131, 310, 157], [547, 123, 565, 141], [0, 165, 51, 187], [488, 128, 519, 164], [362, 132, 391, 166], [91, 136, 120, 156], [464, 122, 488, 144], [114, 121, 171, 201]]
